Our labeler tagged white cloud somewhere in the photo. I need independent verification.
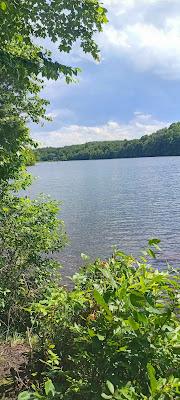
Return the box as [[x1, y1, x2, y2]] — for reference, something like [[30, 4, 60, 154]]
[[32, 112, 168, 147], [100, 0, 180, 79], [46, 108, 76, 120]]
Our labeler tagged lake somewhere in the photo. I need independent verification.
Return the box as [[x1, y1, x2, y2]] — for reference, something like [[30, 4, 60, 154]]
[[27, 156, 180, 277]]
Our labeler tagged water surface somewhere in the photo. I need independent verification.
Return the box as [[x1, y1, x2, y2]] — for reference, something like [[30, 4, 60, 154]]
[[27, 157, 180, 276]]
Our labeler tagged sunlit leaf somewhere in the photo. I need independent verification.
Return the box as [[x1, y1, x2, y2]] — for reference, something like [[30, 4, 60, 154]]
[[106, 381, 115, 395], [147, 363, 158, 396], [45, 379, 55, 396]]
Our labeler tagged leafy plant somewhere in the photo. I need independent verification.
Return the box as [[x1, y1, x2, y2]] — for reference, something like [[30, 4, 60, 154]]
[[0, 186, 67, 336], [20, 242, 180, 399]]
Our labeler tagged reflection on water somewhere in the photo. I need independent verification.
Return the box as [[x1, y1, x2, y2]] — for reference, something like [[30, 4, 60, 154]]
[[27, 156, 180, 277]]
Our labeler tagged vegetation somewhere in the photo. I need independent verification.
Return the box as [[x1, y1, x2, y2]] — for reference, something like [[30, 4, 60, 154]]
[[0, 2, 179, 399], [0, 183, 66, 337], [36, 123, 180, 162], [0, 0, 107, 186], [18, 243, 180, 399], [0, 0, 107, 124]]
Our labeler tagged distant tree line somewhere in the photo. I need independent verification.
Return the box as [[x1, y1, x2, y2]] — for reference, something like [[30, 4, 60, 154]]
[[36, 122, 180, 162]]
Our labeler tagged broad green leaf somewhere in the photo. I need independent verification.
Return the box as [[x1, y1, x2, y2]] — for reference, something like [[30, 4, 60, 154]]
[[88, 329, 96, 337], [93, 289, 112, 317], [106, 381, 115, 395], [136, 312, 148, 324], [147, 363, 158, 396], [45, 379, 55, 396], [100, 267, 117, 289], [130, 292, 146, 307], [18, 392, 32, 400], [126, 317, 139, 330]]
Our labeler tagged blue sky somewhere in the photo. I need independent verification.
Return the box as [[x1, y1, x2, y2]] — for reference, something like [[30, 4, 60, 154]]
[[31, 0, 180, 147]]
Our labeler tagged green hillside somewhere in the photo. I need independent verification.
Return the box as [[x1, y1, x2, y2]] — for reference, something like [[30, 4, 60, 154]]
[[36, 122, 180, 162]]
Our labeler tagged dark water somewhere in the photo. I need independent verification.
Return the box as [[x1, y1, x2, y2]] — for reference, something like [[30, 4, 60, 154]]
[[27, 157, 180, 276]]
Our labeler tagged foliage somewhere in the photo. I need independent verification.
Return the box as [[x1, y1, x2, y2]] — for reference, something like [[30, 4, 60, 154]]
[[36, 122, 180, 162], [0, 0, 107, 124], [0, 186, 67, 336], [0, 0, 107, 185], [0, 109, 35, 186], [25, 148, 37, 166], [19, 241, 180, 399]]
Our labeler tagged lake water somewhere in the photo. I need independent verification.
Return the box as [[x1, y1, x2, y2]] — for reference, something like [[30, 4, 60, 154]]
[[27, 156, 180, 277]]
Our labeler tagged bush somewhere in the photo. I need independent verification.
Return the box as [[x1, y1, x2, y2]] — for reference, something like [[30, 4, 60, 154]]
[[0, 186, 67, 336], [20, 242, 180, 399]]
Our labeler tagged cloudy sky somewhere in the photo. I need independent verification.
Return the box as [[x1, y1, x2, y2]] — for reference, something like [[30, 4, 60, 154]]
[[31, 0, 180, 147]]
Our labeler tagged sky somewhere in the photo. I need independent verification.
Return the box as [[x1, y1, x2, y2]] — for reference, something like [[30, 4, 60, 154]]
[[31, 0, 180, 147]]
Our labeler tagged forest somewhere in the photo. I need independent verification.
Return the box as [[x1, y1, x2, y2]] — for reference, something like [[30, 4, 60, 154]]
[[36, 122, 180, 162]]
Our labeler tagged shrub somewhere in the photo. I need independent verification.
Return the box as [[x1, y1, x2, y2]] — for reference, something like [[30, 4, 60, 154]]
[[20, 242, 180, 399], [0, 186, 66, 336]]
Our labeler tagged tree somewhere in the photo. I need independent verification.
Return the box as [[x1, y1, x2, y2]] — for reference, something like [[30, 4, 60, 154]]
[[0, 1, 108, 333], [0, 0, 107, 122], [36, 123, 180, 161], [0, 0, 107, 183]]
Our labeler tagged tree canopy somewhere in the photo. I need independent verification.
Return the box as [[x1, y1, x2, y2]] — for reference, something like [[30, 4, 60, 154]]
[[0, 0, 107, 183], [0, 0, 107, 122]]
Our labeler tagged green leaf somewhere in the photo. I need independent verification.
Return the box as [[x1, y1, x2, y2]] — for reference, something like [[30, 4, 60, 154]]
[[106, 381, 115, 395], [45, 379, 55, 396], [100, 267, 117, 289], [0, 1, 7, 11], [147, 306, 166, 315], [147, 248, 156, 259], [148, 238, 161, 246], [136, 312, 148, 324], [18, 392, 32, 400], [101, 394, 112, 399], [93, 289, 112, 317], [97, 334, 105, 341], [147, 363, 158, 396], [126, 317, 139, 330], [117, 346, 128, 352], [130, 292, 146, 307], [88, 329, 96, 337]]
